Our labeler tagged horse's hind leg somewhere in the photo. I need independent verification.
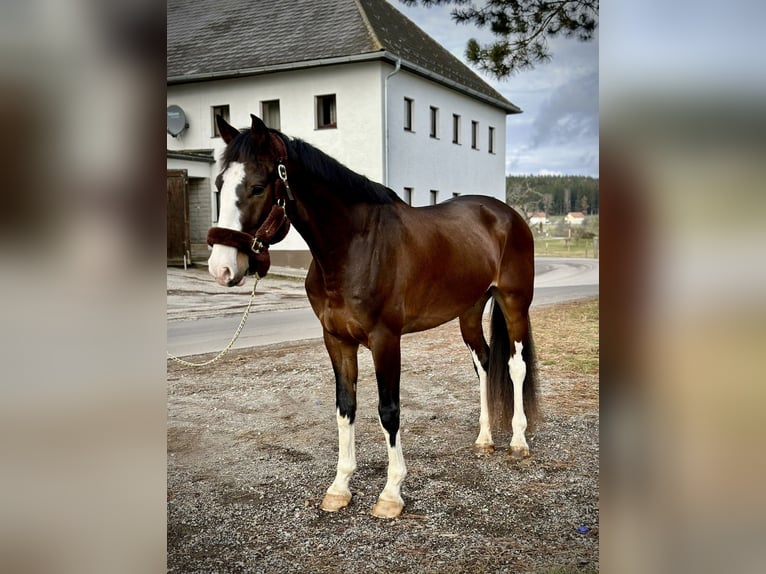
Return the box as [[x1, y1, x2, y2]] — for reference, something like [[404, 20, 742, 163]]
[[320, 331, 359, 512], [491, 288, 538, 459], [460, 292, 494, 453]]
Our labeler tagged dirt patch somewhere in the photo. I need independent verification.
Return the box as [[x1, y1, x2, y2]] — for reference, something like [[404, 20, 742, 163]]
[[168, 300, 599, 573]]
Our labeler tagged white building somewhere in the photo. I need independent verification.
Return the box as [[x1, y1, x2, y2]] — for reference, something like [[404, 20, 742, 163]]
[[167, 0, 521, 266]]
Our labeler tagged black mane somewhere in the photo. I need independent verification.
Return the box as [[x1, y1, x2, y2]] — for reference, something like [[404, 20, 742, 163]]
[[284, 135, 401, 206], [222, 129, 401, 205]]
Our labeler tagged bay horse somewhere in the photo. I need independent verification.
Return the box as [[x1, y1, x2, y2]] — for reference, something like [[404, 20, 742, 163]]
[[208, 114, 538, 519]]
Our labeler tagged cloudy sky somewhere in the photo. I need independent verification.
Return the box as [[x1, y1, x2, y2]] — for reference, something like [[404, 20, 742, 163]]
[[392, 1, 599, 177]]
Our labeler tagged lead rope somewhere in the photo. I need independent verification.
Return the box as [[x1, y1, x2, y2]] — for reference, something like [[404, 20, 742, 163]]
[[167, 275, 260, 367]]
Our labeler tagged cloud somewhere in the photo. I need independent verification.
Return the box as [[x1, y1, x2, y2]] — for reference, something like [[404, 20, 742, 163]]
[[531, 70, 599, 147]]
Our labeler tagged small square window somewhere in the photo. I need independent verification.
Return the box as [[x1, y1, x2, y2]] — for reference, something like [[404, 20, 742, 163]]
[[212, 105, 230, 137], [452, 114, 461, 144], [404, 98, 414, 132], [429, 106, 439, 139], [316, 94, 337, 129], [261, 100, 281, 130], [471, 120, 479, 150]]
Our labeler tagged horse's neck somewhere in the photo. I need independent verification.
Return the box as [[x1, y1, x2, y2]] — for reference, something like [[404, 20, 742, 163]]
[[287, 179, 368, 277]]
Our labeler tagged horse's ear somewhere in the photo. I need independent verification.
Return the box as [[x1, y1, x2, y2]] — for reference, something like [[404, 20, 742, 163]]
[[216, 115, 239, 144], [250, 114, 269, 143]]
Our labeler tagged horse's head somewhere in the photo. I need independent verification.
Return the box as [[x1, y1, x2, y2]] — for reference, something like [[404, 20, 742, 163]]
[[208, 114, 289, 286]]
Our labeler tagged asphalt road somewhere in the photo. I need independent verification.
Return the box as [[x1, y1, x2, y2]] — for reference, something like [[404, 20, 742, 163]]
[[167, 257, 598, 357]]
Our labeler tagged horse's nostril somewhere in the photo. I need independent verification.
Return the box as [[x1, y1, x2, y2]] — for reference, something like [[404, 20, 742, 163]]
[[221, 266, 232, 281]]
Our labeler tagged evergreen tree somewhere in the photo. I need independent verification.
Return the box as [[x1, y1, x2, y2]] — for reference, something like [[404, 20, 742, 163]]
[[400, 0, 598, 77]]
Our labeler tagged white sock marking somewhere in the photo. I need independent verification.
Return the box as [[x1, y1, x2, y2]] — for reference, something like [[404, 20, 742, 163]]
[[471, 350, 493, 447], [326, 410, 356, 498], [378, 422, 407, 506], [509, 340, 528, 451]]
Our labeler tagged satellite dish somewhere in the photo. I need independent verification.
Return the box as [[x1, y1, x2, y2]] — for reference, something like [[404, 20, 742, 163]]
[[167, 105, 188, 137]]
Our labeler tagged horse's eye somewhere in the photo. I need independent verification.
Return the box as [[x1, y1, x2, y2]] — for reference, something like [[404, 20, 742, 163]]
[[250, 185, 266, 196]]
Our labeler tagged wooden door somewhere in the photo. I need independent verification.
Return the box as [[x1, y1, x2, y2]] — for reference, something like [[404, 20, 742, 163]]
[[167, 169, 190, 264]]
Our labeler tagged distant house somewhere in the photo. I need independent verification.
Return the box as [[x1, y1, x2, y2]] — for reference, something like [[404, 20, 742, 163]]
[[167, 0, 522, 266], [564, 212, 586, 226], [528, 212, 548, 226]]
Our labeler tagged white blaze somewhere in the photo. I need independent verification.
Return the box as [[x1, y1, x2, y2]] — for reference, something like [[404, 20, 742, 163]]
[[208, 162, 245, 283]]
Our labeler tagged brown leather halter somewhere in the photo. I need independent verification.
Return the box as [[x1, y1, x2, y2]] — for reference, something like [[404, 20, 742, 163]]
[[206, 133, 294, 278]]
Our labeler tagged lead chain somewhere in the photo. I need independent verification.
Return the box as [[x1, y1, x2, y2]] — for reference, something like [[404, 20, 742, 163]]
[[167, 275, 260, 367]]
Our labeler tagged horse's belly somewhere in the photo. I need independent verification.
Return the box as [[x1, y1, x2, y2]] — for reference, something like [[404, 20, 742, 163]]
[[400, 285, 488, 334]]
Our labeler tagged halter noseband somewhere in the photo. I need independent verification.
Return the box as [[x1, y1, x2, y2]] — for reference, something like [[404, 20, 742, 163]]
[[206, 133, 294, 278]]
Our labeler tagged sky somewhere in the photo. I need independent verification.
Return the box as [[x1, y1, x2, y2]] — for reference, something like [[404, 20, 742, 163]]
[[391, 1, 599, 177]]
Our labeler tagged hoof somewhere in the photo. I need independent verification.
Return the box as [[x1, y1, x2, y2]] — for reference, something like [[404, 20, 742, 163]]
[[371, 498, 404, 519], [509, 446, 530, 459], [320, 492, 351, 512], [473, 443, 495, 455]]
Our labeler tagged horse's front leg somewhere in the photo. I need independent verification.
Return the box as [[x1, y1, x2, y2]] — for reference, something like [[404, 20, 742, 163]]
[[320, 331, 359, 512], [370, 330, 406, 519]]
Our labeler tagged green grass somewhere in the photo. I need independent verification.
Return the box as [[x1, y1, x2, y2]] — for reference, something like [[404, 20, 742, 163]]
[[535, 237, 599, 258], [532, 298, 599, 377]]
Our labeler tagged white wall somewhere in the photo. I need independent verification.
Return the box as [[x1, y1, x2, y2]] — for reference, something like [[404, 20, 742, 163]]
[[167, 62, 385, 180], [385, 69, 508, 206]]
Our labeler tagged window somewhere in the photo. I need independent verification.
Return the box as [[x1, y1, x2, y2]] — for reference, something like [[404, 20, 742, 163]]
[[471, 120, 479, 149], [452, 192, 460, 199], [430, 190, 439, 205], [316, 94, 337, 129], [429, 106, 439, 138], [403, 187, 413, 205], [488, 126, 496, 154], [404, 98, 414, 132], [452, 114, 461, 144], [211, 105, 230, 137], [261, 100, 281, 130]]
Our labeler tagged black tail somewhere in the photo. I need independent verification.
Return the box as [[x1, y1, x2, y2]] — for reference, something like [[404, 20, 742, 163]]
[[487, 300, 539, 432]]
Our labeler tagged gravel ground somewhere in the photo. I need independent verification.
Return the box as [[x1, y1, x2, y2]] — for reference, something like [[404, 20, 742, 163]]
[[168, 283, 599, 573]]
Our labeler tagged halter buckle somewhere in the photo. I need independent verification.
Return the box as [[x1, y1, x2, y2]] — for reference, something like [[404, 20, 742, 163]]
[[251, 237, 265, 254], [276, 161, 294, 201]]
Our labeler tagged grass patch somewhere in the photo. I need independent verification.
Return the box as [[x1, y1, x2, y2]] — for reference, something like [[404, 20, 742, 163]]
[[531, 298, 599, 376], [535, 237, 598, 258]]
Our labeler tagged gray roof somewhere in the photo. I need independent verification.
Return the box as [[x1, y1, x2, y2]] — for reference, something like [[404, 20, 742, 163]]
[[168, 0, 520, 113]]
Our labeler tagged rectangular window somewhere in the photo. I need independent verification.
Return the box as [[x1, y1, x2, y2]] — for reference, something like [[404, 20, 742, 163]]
[[429, 106, 439, 138], [488, 126, 496, 154], [471, 120, 479, 149], [404, 98, 414, 131], [261, 100, 281, 130], [452, 114, 461, 144], [316, 94, 337, 129], [452, 192, 460, 199], [430, 189, 439, 205], [403, 187, 413, 206], [211, 104, 230, 137]]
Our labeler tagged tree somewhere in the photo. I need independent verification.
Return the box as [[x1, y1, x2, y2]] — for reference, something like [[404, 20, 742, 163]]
[[580, 194, 589, 215], [399, 0, 598, 78]]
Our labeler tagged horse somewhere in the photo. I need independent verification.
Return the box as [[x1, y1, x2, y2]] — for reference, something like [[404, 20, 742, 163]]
[[207, 114, 539, 519]]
